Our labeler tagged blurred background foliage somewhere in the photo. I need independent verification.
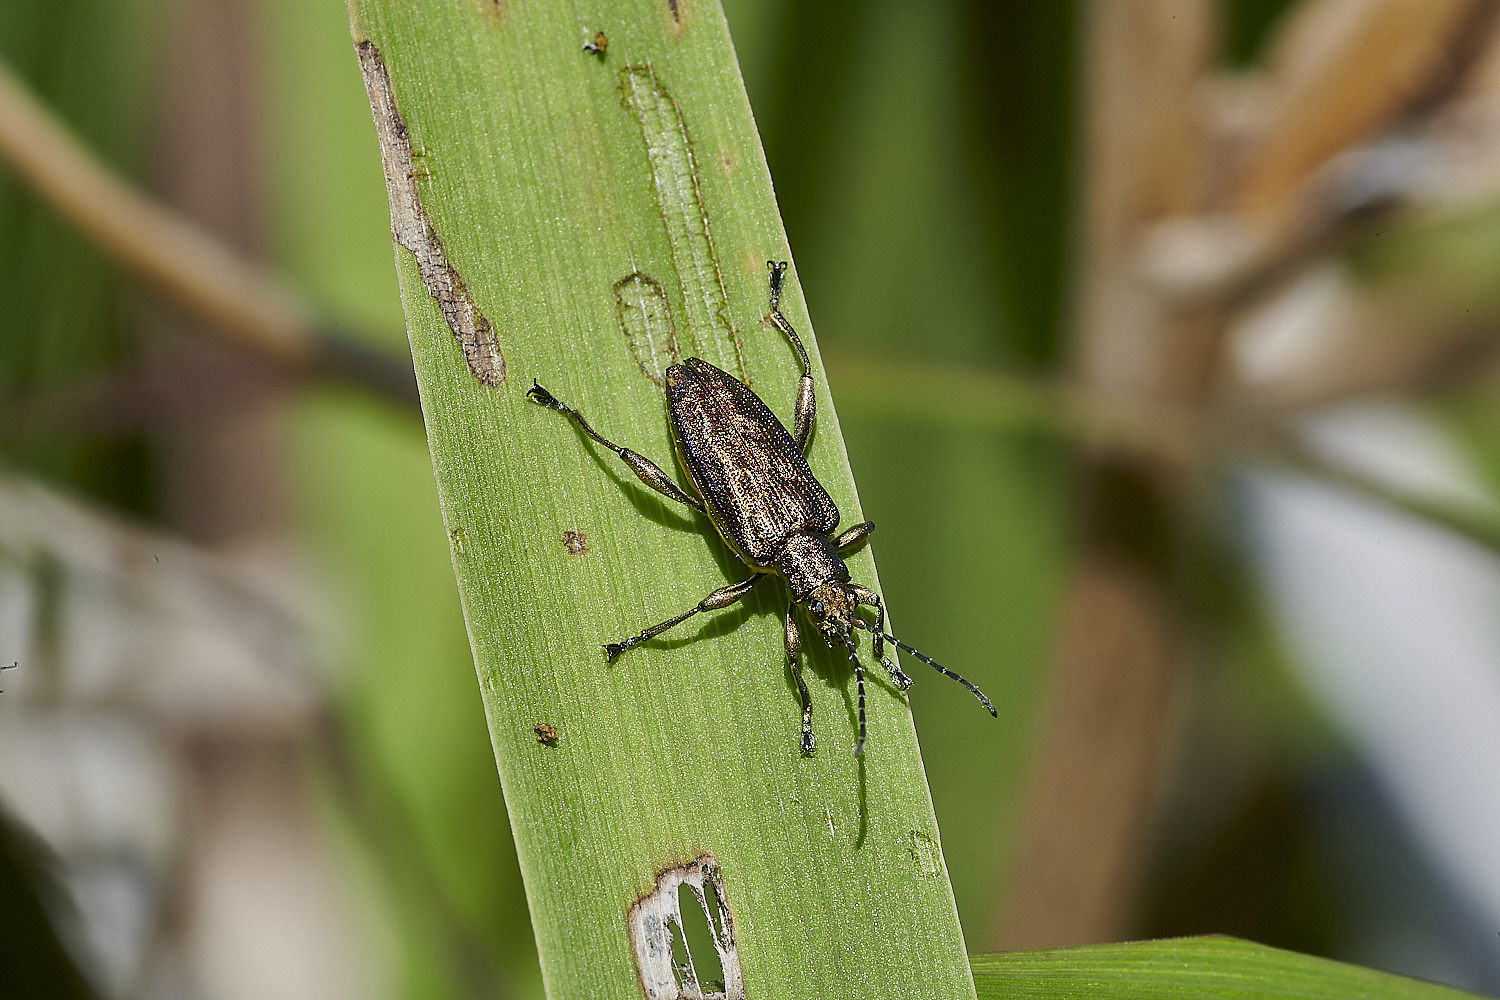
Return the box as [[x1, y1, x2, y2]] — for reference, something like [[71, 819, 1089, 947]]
[[5, 0, 1500, 998]]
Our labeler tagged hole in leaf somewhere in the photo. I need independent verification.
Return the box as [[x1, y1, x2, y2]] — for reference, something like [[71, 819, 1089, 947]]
[[667, 913, 692, 989], [703, 876, 726, 947], [678, 882, 725, 994]]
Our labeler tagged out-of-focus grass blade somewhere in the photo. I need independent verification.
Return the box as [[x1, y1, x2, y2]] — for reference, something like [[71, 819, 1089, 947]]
[[257, 0, 538, 994], [972, 936, 1486, 999]]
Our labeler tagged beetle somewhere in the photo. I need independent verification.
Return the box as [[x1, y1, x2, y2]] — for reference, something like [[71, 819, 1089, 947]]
[[528, 261, 996, 755]]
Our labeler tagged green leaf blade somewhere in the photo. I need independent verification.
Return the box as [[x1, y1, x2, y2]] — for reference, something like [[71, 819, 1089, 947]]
[[345, 1, 978, 997], [972, 937, 1487, 999]]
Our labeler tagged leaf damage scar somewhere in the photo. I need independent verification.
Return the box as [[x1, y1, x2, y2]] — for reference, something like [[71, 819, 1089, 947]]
[[615, 272, 681, 386], [356, 40, 504, 387], [665, 0, 688, 36], [628, 855, 742, 1000], [618, 64, 746, 385]]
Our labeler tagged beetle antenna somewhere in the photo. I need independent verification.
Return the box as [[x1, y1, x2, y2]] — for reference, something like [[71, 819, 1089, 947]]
[[843, 637, 867, 757], [851, 619, 996, 717]]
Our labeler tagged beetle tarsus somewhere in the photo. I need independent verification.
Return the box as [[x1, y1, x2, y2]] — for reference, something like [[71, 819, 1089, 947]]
[[527, 380, 561, 408], [880, 653, 913, 692], [767, 259, 788, 307]]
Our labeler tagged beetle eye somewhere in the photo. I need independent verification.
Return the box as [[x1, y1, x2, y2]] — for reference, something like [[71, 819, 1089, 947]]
[[809, 600, 825, 620]]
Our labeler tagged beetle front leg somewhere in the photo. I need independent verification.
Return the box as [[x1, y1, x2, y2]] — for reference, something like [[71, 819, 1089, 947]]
[[848, 584, 912, 691], [528, 381, 706, 515], [767, 261, 816, 452], [833, 521, 875, 553], [604, 575, 763, 662], [785, 603, 815, 753]]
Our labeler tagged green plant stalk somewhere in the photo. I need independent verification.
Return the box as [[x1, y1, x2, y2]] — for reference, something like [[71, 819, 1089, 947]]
[[971, 936, 1487, 999], [344, 2, 976, 997]]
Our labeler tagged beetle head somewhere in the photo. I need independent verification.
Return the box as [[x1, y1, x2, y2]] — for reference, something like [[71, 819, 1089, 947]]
[[804, 582, 856, 645]]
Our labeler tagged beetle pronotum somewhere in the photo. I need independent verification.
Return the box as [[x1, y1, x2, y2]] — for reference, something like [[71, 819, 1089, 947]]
[[529, 262, 995, 755]]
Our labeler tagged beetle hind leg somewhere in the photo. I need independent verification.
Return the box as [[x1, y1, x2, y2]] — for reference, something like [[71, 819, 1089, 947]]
[[529, 380, 706, 515]]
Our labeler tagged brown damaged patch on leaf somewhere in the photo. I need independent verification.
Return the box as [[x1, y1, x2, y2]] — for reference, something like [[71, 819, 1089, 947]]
[[628, 855, 742, 999], [666, 0, 691, 38], [614, 271, 680, 386], [476, 0, 507, 26], [561, 529, 588, 555], [356, 40, 505, 386], [533, 722, 558, 744]]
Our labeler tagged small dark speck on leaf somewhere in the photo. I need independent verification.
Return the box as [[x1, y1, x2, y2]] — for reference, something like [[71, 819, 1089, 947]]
[[583, 31, 608, 57], [562, 530, 588, 555], [534, 722, 558, 744]]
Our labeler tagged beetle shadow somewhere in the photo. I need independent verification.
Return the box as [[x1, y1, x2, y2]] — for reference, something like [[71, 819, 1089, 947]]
[[818, 630, 894, 849], [857, 754, 868, 849]]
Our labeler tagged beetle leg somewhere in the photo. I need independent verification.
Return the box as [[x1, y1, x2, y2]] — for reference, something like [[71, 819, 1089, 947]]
[[604, 574, 763, 661], [832, 521, 875, 553], [785, 602, 814, 753], [848, 584, 912, 691], [767, 261, 816, 453], [528, 381, 706, 515]]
